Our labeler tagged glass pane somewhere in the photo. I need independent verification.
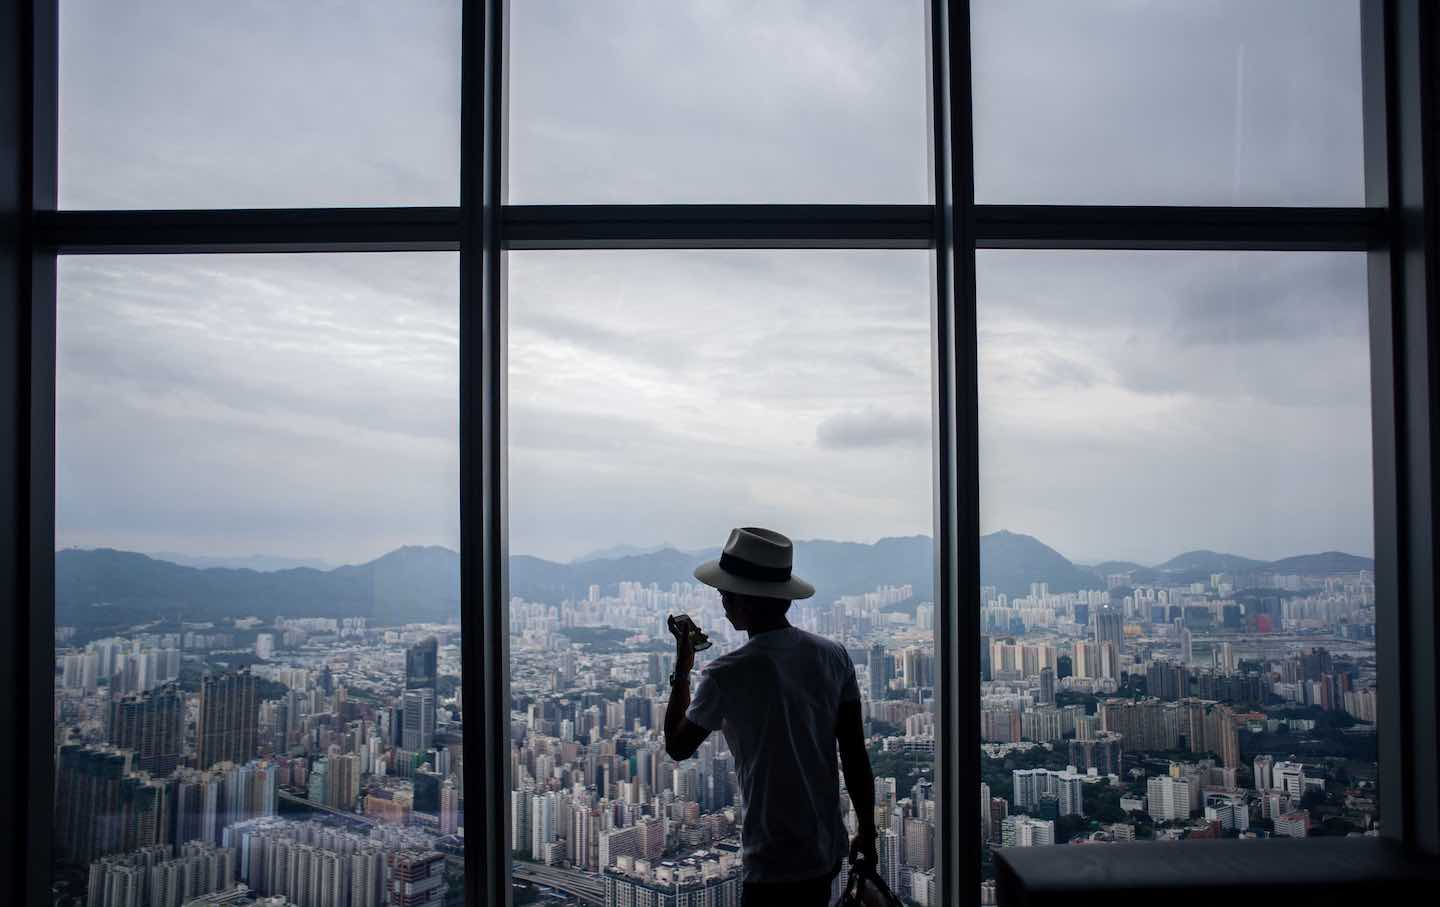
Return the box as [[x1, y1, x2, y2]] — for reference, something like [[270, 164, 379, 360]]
[[977, 251, 1378, 901], [59, 0, 461, 208], [508, 251, 937, 903], [508, 1, 931, 203], [53, 254, 465, 907], [972, 0, 1364, 205]]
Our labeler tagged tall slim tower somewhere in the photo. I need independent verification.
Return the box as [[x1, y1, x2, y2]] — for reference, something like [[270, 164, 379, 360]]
[[868, 643, 887, 700], [196, 671, 258, 770], [404, 637, 439, 753]]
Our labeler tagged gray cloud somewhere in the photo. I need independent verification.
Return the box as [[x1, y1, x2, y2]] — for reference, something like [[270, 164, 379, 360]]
[[816, 408, 931, 450], [60, 0, 461, 208], [972, 0, 1362, 205]]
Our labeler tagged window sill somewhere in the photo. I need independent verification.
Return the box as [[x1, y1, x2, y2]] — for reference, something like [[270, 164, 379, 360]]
[[994, 837, 1439, 907]]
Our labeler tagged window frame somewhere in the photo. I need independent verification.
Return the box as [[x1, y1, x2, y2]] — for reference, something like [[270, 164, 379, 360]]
[[5, 2, 1436, 907]]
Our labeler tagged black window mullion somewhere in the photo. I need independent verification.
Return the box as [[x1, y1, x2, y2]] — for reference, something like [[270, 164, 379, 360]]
[[34, 207, 463, 254], [1365, 0, 1440, 854], [932, 2, 980, 905], [459, 1, 510, 906], [31, 203, 1384, 253], [22, 4, 57, 907]]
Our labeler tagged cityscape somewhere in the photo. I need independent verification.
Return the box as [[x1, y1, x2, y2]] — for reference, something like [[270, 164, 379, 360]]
[[50, 532, 1378, 907]]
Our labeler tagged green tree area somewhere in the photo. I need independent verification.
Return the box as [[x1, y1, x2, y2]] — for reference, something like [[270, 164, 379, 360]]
[[980, 746, 1070, 803], [437, 674, 461, 699], [869, 719, 904, 737], [868, 746, 933, 791]]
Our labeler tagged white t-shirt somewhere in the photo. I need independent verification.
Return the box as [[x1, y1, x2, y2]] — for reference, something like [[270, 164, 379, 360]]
[[686, 626, 861, 883]]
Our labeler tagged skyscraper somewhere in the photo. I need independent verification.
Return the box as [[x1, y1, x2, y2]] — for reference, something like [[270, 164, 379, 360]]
[[107, 682, 184, 775], [868, 642, 887, 700], [196, 671, 258, 771], [1094, 609, 1124, 653], [406, 636, 438, 691], [1037, 667, 1055, 706], [1253, 754, 1275, 791], [405, 637, 439, 754], [402, 688, 437, 752], [439, 778, 460, 835]]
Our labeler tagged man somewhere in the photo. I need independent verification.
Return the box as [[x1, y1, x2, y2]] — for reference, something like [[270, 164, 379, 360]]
[[665, 527, 877, 907]]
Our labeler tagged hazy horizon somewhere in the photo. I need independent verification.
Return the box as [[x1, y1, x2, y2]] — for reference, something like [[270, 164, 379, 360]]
[[51, 524, 1378, 574]]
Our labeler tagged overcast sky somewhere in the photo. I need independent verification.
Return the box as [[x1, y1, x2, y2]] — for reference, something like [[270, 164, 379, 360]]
[[54, 0, 1372, 567]]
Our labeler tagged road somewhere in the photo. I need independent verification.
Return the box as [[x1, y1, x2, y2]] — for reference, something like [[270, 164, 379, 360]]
[[512, 862, 606, 906]]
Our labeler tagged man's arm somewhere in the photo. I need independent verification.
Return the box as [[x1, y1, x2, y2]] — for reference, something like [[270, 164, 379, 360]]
[[663, 624, 710, 762], [664, 672, 710, 761], [838, 698, 878, 863]]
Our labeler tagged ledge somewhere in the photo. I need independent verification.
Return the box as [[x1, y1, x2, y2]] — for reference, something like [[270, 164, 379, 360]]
[[994, 838, 1440, 907]]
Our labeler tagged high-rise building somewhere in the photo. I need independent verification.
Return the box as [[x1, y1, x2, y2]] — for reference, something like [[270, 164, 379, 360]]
[[439, 778, 460, 835], [402, 688, 436, 753], [1068, 732, 1124, 776], [1037, 667, 1055, 706], [602, 855, 741, 906], [386, 850, 445, 907], [108, 682, 184, 776], [1253, 754, 1275, 791], [327, 753, 360, 811], [1094, 609, 1124, 652], [904, 817, 934, 870], [1012, 769, 1084, 817], [196, 671, 258, 771], [406, 637, 438, 691], [1274, 761, 1306, 799], [55, 746, 168, 864], [1000, 815, 1054, 846], [869, 642, 887, 700], [1146, 776, 1192, 822], [980, 783, 992, 843]]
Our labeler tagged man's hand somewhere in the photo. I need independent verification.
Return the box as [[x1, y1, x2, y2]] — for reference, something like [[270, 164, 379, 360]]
[[669, 617, 696, 676], [849, 830, 878, 866]]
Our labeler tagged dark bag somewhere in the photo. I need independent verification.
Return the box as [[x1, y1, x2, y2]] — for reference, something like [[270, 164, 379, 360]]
[[838, 858, 904, 907]]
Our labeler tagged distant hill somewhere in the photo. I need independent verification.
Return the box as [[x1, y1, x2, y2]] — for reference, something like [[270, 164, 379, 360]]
[[55, 533, 1377, 634], [57, 545, 461, 631], [1089, 560, 1148, 576], [981, 531, 1097, 596], [149, 551, 333, 572], [1268, 551, 1374, 575], [1155, 550, 1269, 575], [571, 543, 686, 564]]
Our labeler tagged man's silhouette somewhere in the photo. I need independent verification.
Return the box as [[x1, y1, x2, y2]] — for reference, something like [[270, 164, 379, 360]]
[[665, 527, 877, 907]]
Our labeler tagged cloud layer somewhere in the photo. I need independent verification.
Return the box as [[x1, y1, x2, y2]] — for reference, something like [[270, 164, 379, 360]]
[[52, 1, 1374, 568]]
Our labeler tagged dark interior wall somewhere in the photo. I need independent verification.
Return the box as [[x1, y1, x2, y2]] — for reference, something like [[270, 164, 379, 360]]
[[0, 0, 27, 896]]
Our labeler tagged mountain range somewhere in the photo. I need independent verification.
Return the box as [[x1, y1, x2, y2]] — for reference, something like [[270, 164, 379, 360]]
[[55, 533, 1374, 632]]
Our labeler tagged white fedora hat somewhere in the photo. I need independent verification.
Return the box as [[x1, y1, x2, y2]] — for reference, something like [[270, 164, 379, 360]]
[[693, 527, 815, 601]]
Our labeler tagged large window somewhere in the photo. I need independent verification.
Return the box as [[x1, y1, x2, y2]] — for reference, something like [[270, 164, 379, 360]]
[[971, 0, 1363, 205], [506, 251, 936, 903], [508, 0, 930, 203], [16, 3, 1431, 907], [52, 255, 464, 907], [976, 252, 1377, 890], [59, 0, 461, 208]]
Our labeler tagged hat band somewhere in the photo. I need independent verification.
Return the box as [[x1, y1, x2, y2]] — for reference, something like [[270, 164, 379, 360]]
[[719, 551, 792, 583]]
